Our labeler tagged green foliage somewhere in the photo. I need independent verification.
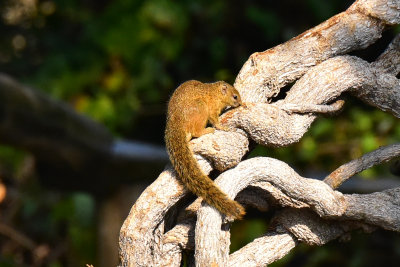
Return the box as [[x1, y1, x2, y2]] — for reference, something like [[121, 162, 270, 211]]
[[230, 218, 269, 253], [246, 5, 281, 42], [306, 0, 338, 21], [0, 146, 26, 174]]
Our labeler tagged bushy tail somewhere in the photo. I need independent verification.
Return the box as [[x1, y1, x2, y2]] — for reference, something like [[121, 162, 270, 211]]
[[165, 125, 245, 219]]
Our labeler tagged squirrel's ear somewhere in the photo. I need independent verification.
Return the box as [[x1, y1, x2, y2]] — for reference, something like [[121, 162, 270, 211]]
[[221, 84, 228, 95]]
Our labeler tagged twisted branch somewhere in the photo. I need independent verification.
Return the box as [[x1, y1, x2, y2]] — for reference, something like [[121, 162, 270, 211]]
[[119, 0, 400, 266]]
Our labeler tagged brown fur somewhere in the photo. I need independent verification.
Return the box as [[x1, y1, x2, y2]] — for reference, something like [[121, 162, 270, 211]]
[[165, 80, 245, 219]]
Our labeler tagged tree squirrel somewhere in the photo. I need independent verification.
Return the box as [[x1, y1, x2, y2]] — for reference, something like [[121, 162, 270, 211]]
[[165, 80, 245, 219]]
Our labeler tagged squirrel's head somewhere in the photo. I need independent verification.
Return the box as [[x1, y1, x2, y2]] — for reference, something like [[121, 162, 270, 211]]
[[218, 82, 242, 108]]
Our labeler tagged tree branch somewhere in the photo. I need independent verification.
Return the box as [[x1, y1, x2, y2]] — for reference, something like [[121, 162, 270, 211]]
[[325, 143, 400, 189], [147, 143, 400, 266], [234, 0, 398, 103], [119, 0, 400, 265]]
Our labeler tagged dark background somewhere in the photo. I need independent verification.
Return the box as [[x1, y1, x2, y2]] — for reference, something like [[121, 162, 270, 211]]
[[0, 0, 399, 266]]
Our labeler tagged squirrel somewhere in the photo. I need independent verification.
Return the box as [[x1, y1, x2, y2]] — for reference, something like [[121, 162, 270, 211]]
[[165, 80, 245, 219]]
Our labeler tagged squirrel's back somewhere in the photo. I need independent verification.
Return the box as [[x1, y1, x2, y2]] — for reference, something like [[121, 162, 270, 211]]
[[165, 80, 245, 219]]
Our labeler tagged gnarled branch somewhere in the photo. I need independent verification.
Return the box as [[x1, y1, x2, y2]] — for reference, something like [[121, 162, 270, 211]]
[[119, 0, 400, 266]]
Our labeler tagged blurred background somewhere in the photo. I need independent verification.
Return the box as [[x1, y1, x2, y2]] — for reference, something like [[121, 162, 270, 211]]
[[0, 0, 399, 266]]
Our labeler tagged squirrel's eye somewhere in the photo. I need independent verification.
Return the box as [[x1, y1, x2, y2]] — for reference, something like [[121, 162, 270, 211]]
[[233, 95, 238, 100]]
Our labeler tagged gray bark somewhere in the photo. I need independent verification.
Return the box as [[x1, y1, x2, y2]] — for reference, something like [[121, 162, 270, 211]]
[[119, 0, 400, 266]]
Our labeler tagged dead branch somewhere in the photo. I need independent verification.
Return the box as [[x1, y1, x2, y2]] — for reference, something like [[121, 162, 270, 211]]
[[325, 143, 400, 188], [162, 148, 400, 266], [234, 0, 399, 103], [119, 0, 400, 266]]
